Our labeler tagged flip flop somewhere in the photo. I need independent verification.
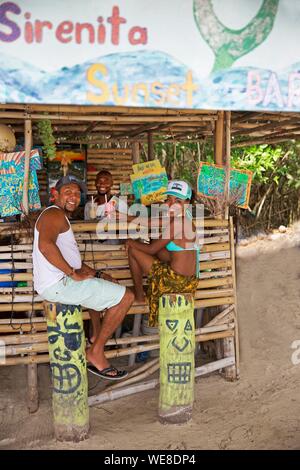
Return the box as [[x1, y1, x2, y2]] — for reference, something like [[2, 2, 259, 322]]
[[87, 365, 128, 381]]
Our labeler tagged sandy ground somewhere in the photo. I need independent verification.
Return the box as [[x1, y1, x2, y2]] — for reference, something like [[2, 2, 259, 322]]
[[1, 228, 300, 450]]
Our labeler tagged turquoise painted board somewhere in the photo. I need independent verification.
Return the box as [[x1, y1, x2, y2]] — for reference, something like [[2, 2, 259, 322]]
[[197, 163, 252, 209], [0, 150, 42, 217], [130, 170, 168, 205]]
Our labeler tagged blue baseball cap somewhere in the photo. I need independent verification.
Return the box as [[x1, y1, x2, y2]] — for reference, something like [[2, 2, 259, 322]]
[[55, 174, 87, 193]]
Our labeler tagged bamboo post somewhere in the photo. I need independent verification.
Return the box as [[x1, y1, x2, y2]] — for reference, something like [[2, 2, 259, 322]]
[[147, 131, 154, 161], [214, 111, 225, 165], [132, 142, 140, 164], [223, 217, 238, 381], [223, 336, 237, 381], [27, 308, 39, 413], [158, 293, 195, 424], [27, 357, 39, 413], [45, 303, 89, 441], [22, 119, 32, 215], [128, 313, 142, 367], [230, 216, 240, 378], [224, 111, 231, 220]]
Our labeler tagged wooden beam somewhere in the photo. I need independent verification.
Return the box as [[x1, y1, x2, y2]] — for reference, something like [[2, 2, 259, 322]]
[[232, 117, 300, 136], [0, 103, 216, 116], [0, 111, 217, 123]]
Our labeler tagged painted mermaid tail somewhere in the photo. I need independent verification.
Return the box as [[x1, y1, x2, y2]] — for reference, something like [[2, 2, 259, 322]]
[[193, 0, 279, 72]]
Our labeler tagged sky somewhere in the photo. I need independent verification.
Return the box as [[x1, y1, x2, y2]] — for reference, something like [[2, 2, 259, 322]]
[[0, 0, 299, 73]]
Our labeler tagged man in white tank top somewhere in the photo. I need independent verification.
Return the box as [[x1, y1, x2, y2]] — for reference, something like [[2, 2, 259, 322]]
[[33, 175, 134, 381]]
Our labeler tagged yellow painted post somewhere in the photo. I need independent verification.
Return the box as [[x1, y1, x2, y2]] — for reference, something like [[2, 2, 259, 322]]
[[158, 293, 195, 424], [46, 303, 89, 441]]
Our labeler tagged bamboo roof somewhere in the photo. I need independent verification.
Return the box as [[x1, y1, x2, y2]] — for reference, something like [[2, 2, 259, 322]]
[[0, 104, 299, 147]]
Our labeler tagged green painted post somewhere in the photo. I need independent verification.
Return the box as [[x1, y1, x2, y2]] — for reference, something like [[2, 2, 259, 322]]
[[158, 293, 195, 424], [45, 303, 89, 441]]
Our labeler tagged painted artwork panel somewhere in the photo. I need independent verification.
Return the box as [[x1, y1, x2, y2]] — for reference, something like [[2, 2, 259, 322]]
[[0, 150, 42, 216], [197, 162, 252, 209], [0, 1, 298, 111]]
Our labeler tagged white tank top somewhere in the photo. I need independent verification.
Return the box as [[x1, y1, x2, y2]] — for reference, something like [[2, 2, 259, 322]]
[[33, 205, 82, 294]]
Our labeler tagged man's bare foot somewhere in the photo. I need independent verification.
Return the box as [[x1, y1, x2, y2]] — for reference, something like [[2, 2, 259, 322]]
[[86, 347, 109, 372], [86, 348, 128, 380]]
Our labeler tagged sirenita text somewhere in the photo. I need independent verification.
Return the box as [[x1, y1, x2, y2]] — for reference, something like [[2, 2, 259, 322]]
[[0, 2, 148, 45]]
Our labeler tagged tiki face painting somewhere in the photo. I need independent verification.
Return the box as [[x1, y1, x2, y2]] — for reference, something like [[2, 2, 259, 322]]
[[159, 294, 195, 407]]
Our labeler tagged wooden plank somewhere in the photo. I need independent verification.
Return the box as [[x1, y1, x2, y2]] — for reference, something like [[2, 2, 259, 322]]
[[0, 262, 33, 269], [0, 302, 42, 311], [1, 332, 48, 345], [195, 297, 234, 308], [204, 305, 235, 327], [195, 289, 233, 299], [200, 259, 231, 270], [0, 294, 43, 303], [87, 148, 132, 154], [202, 243, 230, 253]]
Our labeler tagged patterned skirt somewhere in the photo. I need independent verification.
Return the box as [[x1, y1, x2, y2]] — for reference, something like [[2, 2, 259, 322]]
[[146, 259, 199, 327]]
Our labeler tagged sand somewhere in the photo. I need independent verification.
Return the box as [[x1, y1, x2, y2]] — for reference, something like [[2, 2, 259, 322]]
[[1, 230, 300, 450]]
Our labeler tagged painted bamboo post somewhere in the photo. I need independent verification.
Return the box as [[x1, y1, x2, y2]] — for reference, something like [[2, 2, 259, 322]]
[[44, 302, 89, 441], [158, 293, 195, 424]]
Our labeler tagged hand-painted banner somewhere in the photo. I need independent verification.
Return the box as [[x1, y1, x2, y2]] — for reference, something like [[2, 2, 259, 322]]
[[130, 159, 168, 205], [0, 0, 299, 111], [0, 149, 42, 216], [197, 162, 252, 209]]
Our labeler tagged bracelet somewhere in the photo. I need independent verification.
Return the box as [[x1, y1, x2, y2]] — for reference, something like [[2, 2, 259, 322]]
[[67, 267, 75, 277]]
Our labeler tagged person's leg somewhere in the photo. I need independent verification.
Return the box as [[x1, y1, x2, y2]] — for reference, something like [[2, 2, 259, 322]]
[[127, 246, 155, 303], [86, 288, 134, 374], [156, 247, 171, 263], [88, 309, 102, 344]]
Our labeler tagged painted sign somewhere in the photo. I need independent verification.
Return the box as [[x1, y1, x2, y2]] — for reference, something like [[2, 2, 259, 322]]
[[0, 149, 42, 216], [0, 1, 299, 111], [197, 162, 252, 209], [130, 159, 168, 205]]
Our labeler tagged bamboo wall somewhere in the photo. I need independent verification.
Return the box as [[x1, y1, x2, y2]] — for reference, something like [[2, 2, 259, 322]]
[[0, 218, 238, 370], [86, 147, 133, 195]]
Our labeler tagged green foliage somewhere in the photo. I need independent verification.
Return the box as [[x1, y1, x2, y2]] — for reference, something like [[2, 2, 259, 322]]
[[231, 142, 300, 188], [231, 142, 300, 229], [155, 141, 214, 185], [154, 139, 300, 230], [37, 120, 56, 160]]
